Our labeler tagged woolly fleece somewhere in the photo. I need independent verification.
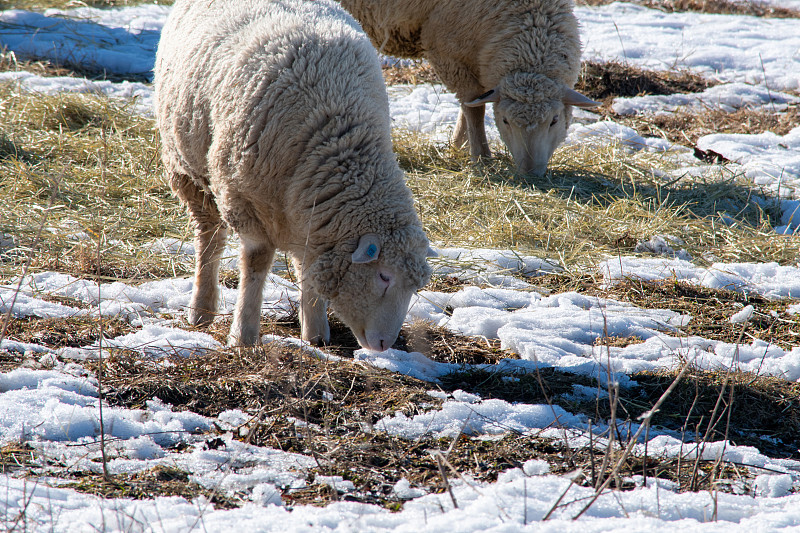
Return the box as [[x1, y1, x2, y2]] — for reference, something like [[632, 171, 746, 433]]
[[340, 0, 586, 173], [154, 0, 431, 348]]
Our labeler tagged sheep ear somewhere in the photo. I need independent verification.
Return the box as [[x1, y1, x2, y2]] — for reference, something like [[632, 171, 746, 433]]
[[464, 89, 500, 107], [562, 87, 600, 108], [352, 233, 381, 264]]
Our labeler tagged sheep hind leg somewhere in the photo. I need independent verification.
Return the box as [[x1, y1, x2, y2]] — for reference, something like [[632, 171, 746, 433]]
[[452, 109, 468, 149], [462, 104, 492, 161], [169, 172, 228, 327], [229, 238, 275, 346]]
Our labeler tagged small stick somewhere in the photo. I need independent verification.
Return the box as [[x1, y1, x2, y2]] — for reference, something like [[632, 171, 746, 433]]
[[432, 451, 458, 509]]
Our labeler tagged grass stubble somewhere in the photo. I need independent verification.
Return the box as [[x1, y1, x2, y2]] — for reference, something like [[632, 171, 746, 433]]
[[1, 31, 800, 517]]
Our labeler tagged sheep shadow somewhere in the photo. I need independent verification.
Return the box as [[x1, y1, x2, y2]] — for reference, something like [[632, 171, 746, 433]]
[[484, 150, 784, 230]]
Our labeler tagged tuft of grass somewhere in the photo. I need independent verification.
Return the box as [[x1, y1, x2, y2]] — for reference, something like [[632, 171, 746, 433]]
[[631, 368, 800, 459], [63, 467, 241, 509], [4, 315, 134, 348], [382, 60, 440, 86], [577, 60, 713, 102], [615, 105, 800, 148]]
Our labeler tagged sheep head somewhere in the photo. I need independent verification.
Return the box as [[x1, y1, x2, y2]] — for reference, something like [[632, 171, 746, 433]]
[[465, 72, 599, 176], [307, 227, 432, 352]]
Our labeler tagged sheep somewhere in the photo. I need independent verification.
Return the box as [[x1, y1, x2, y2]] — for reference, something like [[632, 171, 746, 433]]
[[339, 0, 600, 175], [154, 0, 432, 350]]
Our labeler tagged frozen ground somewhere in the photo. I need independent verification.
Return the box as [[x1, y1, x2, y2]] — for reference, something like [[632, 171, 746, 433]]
[[1, 2, 800, 532]]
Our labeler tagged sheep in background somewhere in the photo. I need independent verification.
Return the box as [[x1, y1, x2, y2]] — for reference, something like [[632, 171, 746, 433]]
[[339, 0, 599, 175], [155, 0, 432, 350]]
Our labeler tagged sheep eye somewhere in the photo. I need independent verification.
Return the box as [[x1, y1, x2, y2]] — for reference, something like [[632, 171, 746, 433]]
[[550, 115, 559, 127], [502, 117, 510, 125], [379, 272, 390, 282]]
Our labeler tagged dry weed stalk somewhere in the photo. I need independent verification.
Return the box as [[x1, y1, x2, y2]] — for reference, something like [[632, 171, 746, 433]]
[[573, 361, 691, 519]]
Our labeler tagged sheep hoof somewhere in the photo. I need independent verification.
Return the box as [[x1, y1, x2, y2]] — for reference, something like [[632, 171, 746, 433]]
[[303, 334, 329, 347], [188, 309, 215, 327]]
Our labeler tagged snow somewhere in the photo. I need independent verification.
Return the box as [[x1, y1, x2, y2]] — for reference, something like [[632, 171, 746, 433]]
[[2, 2, 800, 531], [577, 3, 800, 91]]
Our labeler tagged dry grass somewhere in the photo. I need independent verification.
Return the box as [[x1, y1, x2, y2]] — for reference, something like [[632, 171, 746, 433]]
[[63, 466, 241, 509], [3, 73, 797, 288], [576, 0, 800, 18], [395, 129, 800, 268], [382, 60, 440, 86], [0, 82, 190, 282], [82, 334, 789, 506], [4, 315, 134, 348], [0, 49, 79, 79]]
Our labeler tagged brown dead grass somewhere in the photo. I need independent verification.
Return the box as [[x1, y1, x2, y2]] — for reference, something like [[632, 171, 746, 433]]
[[617, 106, 800, 149], [0, 50, 78, 79], [631, 369, 800, 460], [63, 466, 241, 509], [4, 310, 787, 507], [1, 444, 37, 474], [383, 61, 440, 86], [99, 342, 441, 419], [576, 0, 800, 18], [577, 60, 713, 103], [94, 340, 767, 507], [4, 315, 134, 349]]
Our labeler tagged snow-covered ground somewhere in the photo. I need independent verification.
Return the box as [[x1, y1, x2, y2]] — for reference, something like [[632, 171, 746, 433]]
[[1, 2, 800, 532]]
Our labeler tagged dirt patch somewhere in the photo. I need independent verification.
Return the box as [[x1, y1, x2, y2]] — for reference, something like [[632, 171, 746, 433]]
[[63, 466, 241, 509], [3, 315, 134, 349], [577, 60, 713, 103]]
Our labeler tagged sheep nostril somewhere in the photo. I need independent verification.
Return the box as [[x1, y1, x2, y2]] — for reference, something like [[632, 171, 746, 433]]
[[380, 339, 386, 351]]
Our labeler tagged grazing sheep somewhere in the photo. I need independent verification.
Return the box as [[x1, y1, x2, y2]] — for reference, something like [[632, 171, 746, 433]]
[[339, 0, 599, 175], [154, 0, 432, 350]]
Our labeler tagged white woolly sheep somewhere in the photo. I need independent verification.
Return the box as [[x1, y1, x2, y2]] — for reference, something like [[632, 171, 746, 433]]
[[339, 0, 599, 175], [154, 0, 432, 350]]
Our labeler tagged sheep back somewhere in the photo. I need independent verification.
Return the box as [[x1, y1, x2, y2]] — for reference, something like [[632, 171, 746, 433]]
[[156, 0, 420, 254], [340, 0, 580, 99]]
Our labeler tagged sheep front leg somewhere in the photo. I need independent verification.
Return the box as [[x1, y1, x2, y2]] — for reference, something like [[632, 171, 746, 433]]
[[293, 258, 330, 345], [229, 239, 275, 346], [169, 172, 228, 326], [300, 287, 330, 346], [453, 109, 468, 149], [461, 104, 491, 161]]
